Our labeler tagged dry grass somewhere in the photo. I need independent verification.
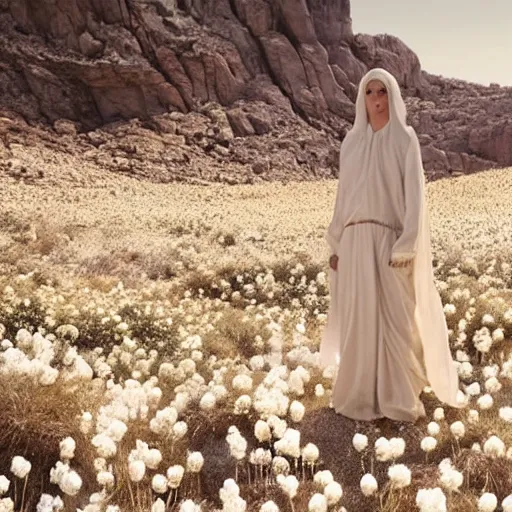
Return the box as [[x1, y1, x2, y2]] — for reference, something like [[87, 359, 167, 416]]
[[0, 169, 511, 510], [201, 307, 272, 360], [0, 375, 99, 510], [0, 167, 508, 288]]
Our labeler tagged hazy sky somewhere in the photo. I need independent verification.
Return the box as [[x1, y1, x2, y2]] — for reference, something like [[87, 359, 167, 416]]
[[351, 0, 512, 86]]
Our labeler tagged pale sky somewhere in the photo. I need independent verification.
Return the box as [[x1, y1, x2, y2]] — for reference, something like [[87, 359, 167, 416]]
[[351, 0, 512, 86]]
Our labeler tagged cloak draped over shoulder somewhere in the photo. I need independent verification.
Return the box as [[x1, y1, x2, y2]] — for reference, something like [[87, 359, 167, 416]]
[[319, 68, 460, 419]]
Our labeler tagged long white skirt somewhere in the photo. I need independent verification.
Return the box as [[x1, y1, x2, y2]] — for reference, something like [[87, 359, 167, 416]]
[[320, 222, 429, 422]]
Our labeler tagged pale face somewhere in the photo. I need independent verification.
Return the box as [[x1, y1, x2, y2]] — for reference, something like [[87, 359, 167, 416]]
[[364, 79, 389, 120]]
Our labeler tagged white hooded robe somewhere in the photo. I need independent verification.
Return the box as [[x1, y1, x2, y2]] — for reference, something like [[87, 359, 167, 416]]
[[319, 68, 461, 422]]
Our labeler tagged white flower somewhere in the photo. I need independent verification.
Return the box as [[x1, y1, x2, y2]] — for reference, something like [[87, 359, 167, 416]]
[[352, 433, 368, 452], [249, 355, 265, 372], [219, 478, 240, 503], [234, 395, 252, 415], [360, 473, 378, 496], [375, 437, 392, 462], [315, 384, 325, 397], [97, 471, 115, 488], [10, 456, 31, 479], [388, 464, 411, 488], [0, 497, 14, 512], [254, 420, 271, 443], [179, 499, 202, 512], [152, 498, 166, 512], [289, 401, 305, 423], [272, 456, 290, 476], [37, 494, 63, 512], [152, 474, 168, 494], [274, 429, 300, 459], [427, 422, 440, 437], [308, 493, 327, 512], [167, 465, 184, 489], [416, 487, 447, 512], [128, 460, 146, 483], [173, 421, 188, 439], [477, 394, 494, 410], [444, 304, 456, 316], [277, 474, 299, 498], [199, 392, 216, 410], [499, 407, 512, 422], [259, 501, 279, 512], [108, 420, 128, 443], [143, 449, 162, 470], [458, 361, 473, 379], [478, 492, 498, 512], [492, 328, 504, 342], [186, 452, 204, 473], [59, 470, 82, 496], [59, 437, 76, 460], [227, 427, 248, 460], [302, 443, 319, 464], [483, 364, 499, 379], [483, 436, 505, 457], [0, 476, 10, 495], [465, 382, 481, 396], [439, 460, 463, 492], [502, 495, 512, 512], [80, 412, 93, 435], [473, 326, 493, 353], [482, 314, 495, 326], [232, 374, 253, 392], [449, 421, 465, 439], [389, 437, 405, 459], [472, 443, 482, 452], [313, 470, 334, 488], [91, 434, 117, 458], [456, 389, 469, 407], [468, 409, 480, 424], [324, 481, 342, 505], [421, 437, 437, 453], [433, 408, 445, 421], [485, 377, 502, 394]]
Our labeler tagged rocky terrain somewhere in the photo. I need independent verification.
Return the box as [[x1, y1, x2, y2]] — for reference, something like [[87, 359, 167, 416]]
[[0, 0, 511, 185]]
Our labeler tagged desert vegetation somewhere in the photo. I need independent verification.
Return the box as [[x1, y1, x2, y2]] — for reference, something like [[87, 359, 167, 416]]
[[0, 167, 511, 511]]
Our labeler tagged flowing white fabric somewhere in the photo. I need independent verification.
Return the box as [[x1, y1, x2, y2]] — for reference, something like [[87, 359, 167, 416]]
[[320, 68, 460, 421]]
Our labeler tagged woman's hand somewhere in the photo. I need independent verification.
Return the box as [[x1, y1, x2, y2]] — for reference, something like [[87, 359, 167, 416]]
[[329, 254, 338, 271]]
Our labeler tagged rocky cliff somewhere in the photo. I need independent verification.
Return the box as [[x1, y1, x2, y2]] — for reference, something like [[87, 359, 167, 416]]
[[0, 0, 510, 185]]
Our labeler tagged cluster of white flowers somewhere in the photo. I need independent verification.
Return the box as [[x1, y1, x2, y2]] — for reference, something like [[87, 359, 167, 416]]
[[438, 458, 463, 492], [416, 487, 447, 512], [473, 327, 493, 354], [36, 494, 64, 512], [483, 435, 505, 457], [219, 479, 246, 511], [226, 426, 248, 461], [387, 464, 411, 489], [49, 460, 82, 496], [274, 428, 301, 459], [374, 437, 405, 462]]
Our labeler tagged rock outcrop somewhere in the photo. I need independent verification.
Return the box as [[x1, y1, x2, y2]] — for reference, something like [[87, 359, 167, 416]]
[[0, 0, 510, 184]]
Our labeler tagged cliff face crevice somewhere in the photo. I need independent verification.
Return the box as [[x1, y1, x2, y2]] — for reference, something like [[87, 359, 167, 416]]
[[1, 0, 511, 184]]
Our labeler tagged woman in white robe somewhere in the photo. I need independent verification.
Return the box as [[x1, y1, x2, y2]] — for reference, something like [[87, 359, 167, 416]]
[[319, 68, 461, 422]]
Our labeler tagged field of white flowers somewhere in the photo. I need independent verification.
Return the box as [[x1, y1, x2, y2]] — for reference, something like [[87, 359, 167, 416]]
[[0, 167, 511, 512]]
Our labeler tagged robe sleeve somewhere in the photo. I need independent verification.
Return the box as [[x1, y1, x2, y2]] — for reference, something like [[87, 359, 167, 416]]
[[325, 154, 344, 254], [390, 129, 425, 264]]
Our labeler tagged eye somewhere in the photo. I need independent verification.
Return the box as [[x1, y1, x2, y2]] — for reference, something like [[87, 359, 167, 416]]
[[379, 88, 387, 94], [366, 89, 372, 95]]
